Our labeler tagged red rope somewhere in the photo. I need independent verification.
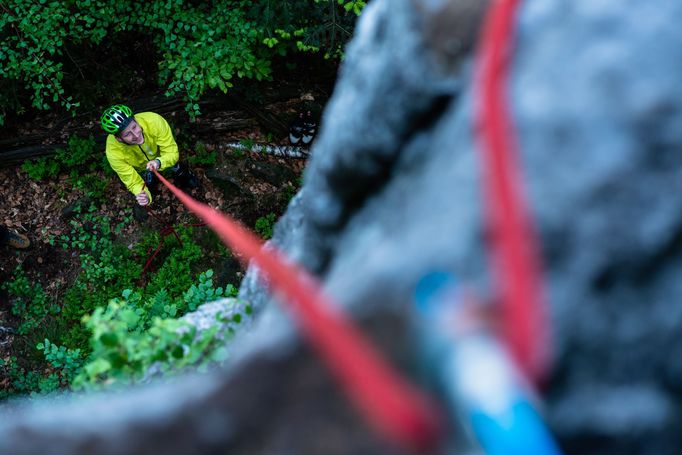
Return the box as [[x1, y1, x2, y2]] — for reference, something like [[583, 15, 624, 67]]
[[474, 0, 552, 383], [138, 183, 205, 277], [150, 169, 443, 451], [136, 0, 551, 442], [140, 220, 183, 277]]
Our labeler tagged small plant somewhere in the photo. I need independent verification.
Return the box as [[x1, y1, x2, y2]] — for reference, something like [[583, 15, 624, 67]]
[[238, 138, 255, 151], [55, 135, 99, 172], [183, 269, 225, 312], [255, 213, 277, 240], [2, 267, 59, 335], [21, 135, 101, 183], [68, 171, 110, 201], [141, 226, 203, 299], [22, 157, 60, 181], [282, 182, 299, 203], [225, 284, 238, 298], [22, 135, 106, 193], [187, 142, 217, 167], [0, 357, 48, 398], [147, 288, 177, 319], [37, 339, 83, 384], [232, 147, 245, 159]]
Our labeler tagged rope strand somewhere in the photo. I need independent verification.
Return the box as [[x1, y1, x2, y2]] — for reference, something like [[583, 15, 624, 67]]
[[150, 168, 444, 452], [474, 0, 552, 384]]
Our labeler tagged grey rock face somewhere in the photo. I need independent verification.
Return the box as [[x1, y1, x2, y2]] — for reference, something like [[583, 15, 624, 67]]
[[265, 0, 682, 452], [510, 1, 682, 452], [1, 0, 681, 453]]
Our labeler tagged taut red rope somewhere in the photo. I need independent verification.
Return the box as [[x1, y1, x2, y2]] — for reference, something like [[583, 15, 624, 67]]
[[139, 0, 554, 447], [151, 169, 443, 452]]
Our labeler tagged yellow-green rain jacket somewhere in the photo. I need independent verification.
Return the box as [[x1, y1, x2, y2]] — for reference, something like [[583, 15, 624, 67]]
[[105, 112, 179, 205]]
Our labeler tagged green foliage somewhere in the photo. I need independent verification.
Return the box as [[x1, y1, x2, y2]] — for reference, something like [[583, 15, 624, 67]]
[[2, 266, 59, 335], [186, 141, 217, 167], [55, 206, 142, 347], [339, 0, 367, 15], [183, 269, 224, 312], [282, 175, 304, 203], [69, 172, 110, 201], [282, 183, 297, 203], [154, 3, 270, 118], [238, 137, 255, 151], [0, 0, 363, 124], [253, 0, 364, 60], [226, 284, 238, 298], [37, 339, 83, 384], [22, 135, 110, 200], [141, 226, 203, 299], [255, 213, 277, 240], [0, 2, 81, 124], [21, 156, 60, 180], [0, 356, 60, 398], [73, 275, 250, 389], [231, 147, 245, 159], [56, 135, 100, 170], [2, 200, 246, 400]]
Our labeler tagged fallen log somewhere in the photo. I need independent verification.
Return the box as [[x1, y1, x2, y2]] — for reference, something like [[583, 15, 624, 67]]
[[0, 145, 64, 167], [221, 142, 310, 159], [0, 92, 309, 167]]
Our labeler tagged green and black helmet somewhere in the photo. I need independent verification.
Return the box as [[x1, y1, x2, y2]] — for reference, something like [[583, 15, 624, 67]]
[[101, 104, 134, 134]]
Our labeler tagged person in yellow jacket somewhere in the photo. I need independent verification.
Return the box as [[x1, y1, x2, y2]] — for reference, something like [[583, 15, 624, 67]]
[[101, 104, 198, 207]]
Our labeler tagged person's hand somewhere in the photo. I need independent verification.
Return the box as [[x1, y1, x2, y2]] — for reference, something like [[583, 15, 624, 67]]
[[146, 159, 161, 171], [136, 191, 150, 206]]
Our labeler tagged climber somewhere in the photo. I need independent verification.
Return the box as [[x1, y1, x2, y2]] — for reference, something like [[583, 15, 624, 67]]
[[0, 225, 30, 249], [100, 104, 199, 210]]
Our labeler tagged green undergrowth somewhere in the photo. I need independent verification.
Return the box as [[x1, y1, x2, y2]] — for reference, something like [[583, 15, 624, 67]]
[[22, 135, 114, 202], [4, 124, 299, 399], [255, 212, 277, 240], [1, 203, 246, 400], [0, 0, 364, 125]]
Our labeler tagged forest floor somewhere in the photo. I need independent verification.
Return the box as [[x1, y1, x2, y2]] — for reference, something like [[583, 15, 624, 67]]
[[0, 122, 309, 286], [0, 95, 311, 278], [0, 83, 328, 394]]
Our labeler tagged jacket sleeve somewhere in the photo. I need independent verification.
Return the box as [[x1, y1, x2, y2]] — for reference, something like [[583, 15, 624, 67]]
[[107, 151, 153, 205], [154, 115, 179, 171]]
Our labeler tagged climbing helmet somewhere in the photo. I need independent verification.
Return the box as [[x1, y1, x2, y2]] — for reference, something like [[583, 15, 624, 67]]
[[101, 104, 134, 134]]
